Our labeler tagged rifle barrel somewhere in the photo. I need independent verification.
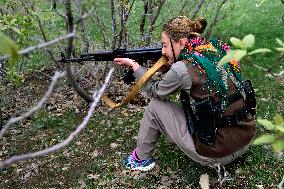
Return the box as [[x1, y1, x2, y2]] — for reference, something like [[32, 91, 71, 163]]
[[59, 46, 162, 63]]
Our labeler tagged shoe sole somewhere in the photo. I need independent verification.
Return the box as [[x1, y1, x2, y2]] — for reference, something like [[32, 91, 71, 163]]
[[129, 162, 156, 172]]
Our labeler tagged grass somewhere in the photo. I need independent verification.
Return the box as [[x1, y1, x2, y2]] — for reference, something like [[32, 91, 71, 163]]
[[212, 0, 284, 118], [1, 108, 283, 188], [0, 0, 284, 188]]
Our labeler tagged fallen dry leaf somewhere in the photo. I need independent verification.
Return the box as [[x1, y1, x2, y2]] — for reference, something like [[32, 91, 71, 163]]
[[87, 174, 100, 180], [199, 174, 210, 189], [157, 185, 170, 189], [91, 150, 99, 158], [110, 143, 118, 149], [78, 180, 86, 189]]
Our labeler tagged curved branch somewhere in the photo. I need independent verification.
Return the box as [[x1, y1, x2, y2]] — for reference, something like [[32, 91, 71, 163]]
[[0, 71, 66, 138], [190, 0, 206, 19], [253, 64, 284, 77], [65, 62, 93, 103], [205, 0, 229, 39], [0, 68, 114, 169], [75, 6, 95, 25]]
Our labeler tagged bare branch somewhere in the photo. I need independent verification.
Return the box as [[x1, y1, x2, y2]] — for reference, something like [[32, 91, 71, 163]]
[[111, 0, 117, 49], [0, 32, 75, 62], [140, 0, 148, 37], [144, 0, 166, 45], [190, 0, 206, 19], [118, 1, 128, 48], [76, 0, 90, 53], [75, 6, 95, 25], [0, 68, 114, 169], [149, 0, 165, 29], [64, 0, 94, 103], [26, 1, 58, 63], [117, 0, 136, 48], [205, 0, 229, 39], [253, 64, 284, 77], [63, 0, 93, 103], [278, 176, 284, 189], [20, 32, 74, 55], [274, 70, 284, 77], [65, 0, 74, 57], [92, 5, 108, 48], [0, 71, 66, 139], [51, 0, 67, 19], [124, 0, 136, 23], [178, 1, 189, 15], [266, 54, 284, 73], [246, 53, 284, 77]]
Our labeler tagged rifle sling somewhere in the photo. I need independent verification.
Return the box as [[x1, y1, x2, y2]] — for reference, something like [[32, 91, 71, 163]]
[[101, 56, 166, 109]]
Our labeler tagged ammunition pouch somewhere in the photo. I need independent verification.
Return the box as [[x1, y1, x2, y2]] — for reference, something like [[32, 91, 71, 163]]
[[180, 90, 197, 136], [194, 96, 219, 146], [194, 96, 249, 146], [244, 80, 256, 116]]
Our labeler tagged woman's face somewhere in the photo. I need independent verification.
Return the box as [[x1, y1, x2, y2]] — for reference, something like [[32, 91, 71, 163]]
[[161, 32, 181, 64]]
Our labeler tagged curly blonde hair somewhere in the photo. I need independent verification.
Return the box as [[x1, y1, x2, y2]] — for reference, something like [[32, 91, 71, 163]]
[[163, 16, 207, 41]]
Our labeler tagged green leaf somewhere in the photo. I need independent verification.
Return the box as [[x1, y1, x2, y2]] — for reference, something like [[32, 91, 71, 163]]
[[0, 31, 19, 61], [275, 125, 284, 133], [230, 37, 244, 49], [276, 38, 284, 46], [248, 48, 272, 55], [276, 47, 284, 52], [218, 50, 247, 67], [218, 50, 236, 67], [257, 119, 276, 130], [253, 134, 276, 145], [10, 18, 17, 25], [272, 140, 284, 152], [274, 114, 284, 126], [242, 34, 255, 48], [256, 0, 267, 7], [275, 127, 284, 133], [234, 50, 247, 61]]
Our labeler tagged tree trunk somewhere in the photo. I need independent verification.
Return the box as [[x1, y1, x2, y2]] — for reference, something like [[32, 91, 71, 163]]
[[65, 0, 93, 103]]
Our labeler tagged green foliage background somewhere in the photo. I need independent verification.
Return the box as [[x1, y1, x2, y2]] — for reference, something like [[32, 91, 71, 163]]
[[0, 0, 283, 188]]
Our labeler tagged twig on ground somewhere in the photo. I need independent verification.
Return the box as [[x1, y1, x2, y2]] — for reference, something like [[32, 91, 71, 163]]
[[31, 70, 54, 79], [253, 64, 284, 77], [278, 176, 284, 189]]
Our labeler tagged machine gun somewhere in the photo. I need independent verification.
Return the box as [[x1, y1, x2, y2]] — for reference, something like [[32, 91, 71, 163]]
[[59, 47, 162, 84]]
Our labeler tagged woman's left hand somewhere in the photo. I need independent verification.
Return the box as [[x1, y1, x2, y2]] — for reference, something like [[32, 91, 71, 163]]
[[114, 58, 135, 67]]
